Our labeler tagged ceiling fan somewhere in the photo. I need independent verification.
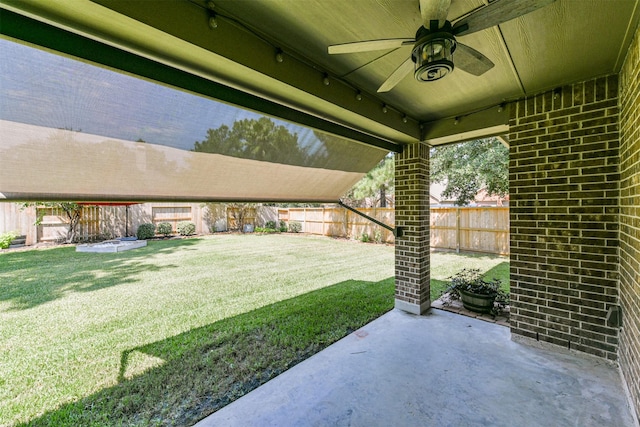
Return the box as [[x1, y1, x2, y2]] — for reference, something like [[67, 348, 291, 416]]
[[328, 0, 557, 92]]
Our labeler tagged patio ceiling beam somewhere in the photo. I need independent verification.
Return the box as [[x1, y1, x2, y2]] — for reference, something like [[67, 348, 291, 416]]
[[421, 104, 510, 146]]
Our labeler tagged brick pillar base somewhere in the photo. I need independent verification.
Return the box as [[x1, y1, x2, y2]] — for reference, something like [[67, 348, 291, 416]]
[[395, 142, 430, 315]]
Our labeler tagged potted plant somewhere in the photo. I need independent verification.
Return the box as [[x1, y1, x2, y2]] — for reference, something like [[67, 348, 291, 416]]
[[441, 268, 509, 315]]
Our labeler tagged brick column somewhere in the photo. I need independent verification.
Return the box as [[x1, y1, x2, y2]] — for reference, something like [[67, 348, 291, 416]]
[[395, 142, 430, 314]]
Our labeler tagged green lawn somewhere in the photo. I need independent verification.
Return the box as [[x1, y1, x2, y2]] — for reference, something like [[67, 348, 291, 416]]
[[0, 235, 508, 426]]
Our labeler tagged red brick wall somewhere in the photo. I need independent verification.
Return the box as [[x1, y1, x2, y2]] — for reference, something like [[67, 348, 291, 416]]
[[394, 142, 430, 314], [619, 25, 640, 417], [508, 76, 621, 361]]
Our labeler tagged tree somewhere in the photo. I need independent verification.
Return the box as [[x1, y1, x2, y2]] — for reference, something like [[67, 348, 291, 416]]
[[348, 154, 394, 207], [193, 117, 309, 166], [203, 202, 256, 232], [20, 202, 87, 243], [430, 138, 508, 206], [226, 203, 254, 232]]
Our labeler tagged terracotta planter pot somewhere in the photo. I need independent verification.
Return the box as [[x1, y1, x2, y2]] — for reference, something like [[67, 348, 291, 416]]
[[458, 289, 496, 313]]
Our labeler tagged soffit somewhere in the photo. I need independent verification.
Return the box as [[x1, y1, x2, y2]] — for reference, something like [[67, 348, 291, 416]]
[[198, 0, 640, 122]]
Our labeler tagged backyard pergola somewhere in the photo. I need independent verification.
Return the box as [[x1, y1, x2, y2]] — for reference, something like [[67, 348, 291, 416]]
[[0, 0, 638, 420]]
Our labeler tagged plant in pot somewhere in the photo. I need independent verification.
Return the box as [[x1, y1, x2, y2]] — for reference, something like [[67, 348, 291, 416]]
[[441, 268, 509, 316]]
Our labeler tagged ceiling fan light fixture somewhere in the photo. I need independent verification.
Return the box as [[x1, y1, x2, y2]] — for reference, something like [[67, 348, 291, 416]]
[[329, 0, 556, 92], [412, 31, 456, 82]]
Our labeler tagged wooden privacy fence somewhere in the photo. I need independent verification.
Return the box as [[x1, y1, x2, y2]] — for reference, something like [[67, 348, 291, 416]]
[[279, 206, 509, 255], [1, 202, 212, 244], [2, 203, 508, 253], [151, 205, 192, 231], [36, 206, 101, 242], [430, 207, 509, 255], [279, 207, 396, 243]]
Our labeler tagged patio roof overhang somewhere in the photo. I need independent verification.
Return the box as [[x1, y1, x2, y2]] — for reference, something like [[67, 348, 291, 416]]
[[3, 0, 638, 142], [0, 0, 639, 202]]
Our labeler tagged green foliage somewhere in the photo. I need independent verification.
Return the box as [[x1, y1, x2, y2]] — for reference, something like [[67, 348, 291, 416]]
[[20, 202, 86, 243], [0, 231, 18, 249], [205, 203, 261, 233], [265, 220, 277, 229], [288, 221, 302, 233], [349, 154, 394, 207], [310, 131, 388, 173], [279, 220, 288, 232], [430, 138, 508, 206], [203, 203, 227, 232], [429, 253, 509, 302], [255, 227, 277, 233], [360, 232, 370, 243], [373, 229, 383, 244], [136, 223, 156, 240], [177, 221, 196, 236], [445, 269, 500, 296], [442, 268, 510, 315], [228, 203, 254, 232], [192, 117, 384, 172], [193, 117, 309, 166], [156, 222, 173, 237]]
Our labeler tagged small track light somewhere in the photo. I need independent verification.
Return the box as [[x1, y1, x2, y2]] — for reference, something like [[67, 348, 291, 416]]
[[355, 91, 362, 101], [323, 74, 330, 86], [382, 104, 388, 113], [275, 49, 284, 63], [402, 115, 408, 123], [208, 14, 218, 29]]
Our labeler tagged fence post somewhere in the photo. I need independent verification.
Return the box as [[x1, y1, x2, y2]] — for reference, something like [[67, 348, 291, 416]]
[[344, 207, 348, 239], [456, 207, 460, 253], [303, 208, 307, 233]]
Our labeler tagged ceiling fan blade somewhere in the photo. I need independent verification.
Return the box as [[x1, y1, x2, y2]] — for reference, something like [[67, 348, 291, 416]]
[[453, 0, 557, 36], [420, 0, 451, 29], [377, 58, 414, 93], [454, 43, 495, 76], [328, 39, 414, 54]]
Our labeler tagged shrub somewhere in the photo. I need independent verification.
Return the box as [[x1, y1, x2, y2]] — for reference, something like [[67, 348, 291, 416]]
[[441, 268, 510, 316], [0, 231, 18, 249], [279, 220, 288, 232], [288, 221, 302, 233], [265, 220, 277, 229], [255, 227, 277, 233], [360, 232, 370, 243], [157, 222, 173, 237], [177, 221, 196, 236], [136, 223, 156, 240]]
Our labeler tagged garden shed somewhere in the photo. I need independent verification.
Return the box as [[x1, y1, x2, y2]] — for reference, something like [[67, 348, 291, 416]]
[[0, 0, 639, 420]]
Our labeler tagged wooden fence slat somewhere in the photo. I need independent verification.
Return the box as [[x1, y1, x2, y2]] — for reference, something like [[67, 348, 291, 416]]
[[152, 206, 193, 232], [279, 206, 509, 255]]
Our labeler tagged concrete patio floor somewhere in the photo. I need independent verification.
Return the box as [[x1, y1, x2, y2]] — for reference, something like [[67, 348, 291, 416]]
[[195, 309, 637, 427]]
